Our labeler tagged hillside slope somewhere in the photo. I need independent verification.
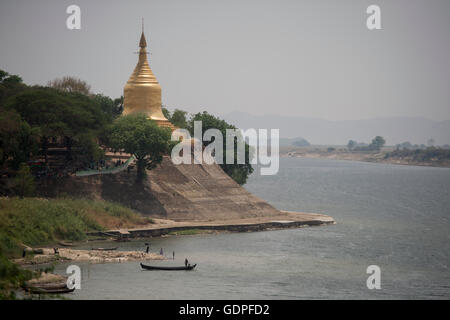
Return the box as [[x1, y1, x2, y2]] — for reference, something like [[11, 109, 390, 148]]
[[39, 156, 283, 221]]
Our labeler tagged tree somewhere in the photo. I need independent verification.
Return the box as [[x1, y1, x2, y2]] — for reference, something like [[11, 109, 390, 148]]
[[162, 105, 171, 120], [188, 111, 254, 185], [92, 94, 122, 119], [0, 69, 26, 106], [0, 110, 39, 169], [47, 76, 91, 95], [369, 136, 386, 151], [170, 109, 188, 128], [347, 140, 357, 150], [161, 107, 189, 129], [113, 96, 124, 115], [107, 114, 172, 183], [5, 87, 110, 162], [12, 163, 35, 198]]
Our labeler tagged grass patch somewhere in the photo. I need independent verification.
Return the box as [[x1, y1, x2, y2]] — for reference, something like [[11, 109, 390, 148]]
[[0, 249, 33, 299], [0, 197, 150, 258]]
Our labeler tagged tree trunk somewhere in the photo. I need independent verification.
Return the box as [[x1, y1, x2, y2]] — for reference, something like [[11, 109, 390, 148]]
[[65, 136, 73, 161], [42, 136, 48, 164], [136, 158, 147, 183]]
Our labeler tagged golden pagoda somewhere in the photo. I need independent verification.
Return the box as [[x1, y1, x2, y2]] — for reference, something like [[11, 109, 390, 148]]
[[123, 28, 174, 129]]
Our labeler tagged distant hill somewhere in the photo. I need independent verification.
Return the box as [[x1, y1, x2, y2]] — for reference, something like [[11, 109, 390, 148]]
[[279, 137, 311, 147], [221, 111, 450, 145]]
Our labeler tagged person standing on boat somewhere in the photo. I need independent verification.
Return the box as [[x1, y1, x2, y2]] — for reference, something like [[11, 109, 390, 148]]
[[185, 258, 188, 267]]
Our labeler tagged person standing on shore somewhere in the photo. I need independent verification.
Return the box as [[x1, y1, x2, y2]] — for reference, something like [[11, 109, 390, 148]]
[[172, 251, 175, 260], [160, 248, 163, 255]]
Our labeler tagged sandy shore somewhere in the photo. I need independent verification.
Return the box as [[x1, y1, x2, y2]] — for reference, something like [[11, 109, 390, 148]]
[[15, 248, 164, 266], [90, 210, 335, 238]]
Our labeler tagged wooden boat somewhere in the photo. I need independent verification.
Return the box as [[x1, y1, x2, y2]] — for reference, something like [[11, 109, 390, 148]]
[[26, 282, 68, 290], [26, 286, 75, 294], [58, 241, 74, 247], [140, 263, 197, 271], [91, 247, 118, 251]]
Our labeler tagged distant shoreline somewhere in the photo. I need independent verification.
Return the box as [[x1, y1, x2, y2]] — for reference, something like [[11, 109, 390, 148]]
[[280, 147, 450, 168]]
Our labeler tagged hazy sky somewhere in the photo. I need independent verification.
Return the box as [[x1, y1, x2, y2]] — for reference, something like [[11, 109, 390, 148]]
[[1, 0, 449, 121]]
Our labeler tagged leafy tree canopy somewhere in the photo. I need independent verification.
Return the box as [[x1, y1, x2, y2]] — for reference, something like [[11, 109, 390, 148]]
[[188, 111, 254, 185], [107, 114, 172, 182], [370, 136, 386, 151]]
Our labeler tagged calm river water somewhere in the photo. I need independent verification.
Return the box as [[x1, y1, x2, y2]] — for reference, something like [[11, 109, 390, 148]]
[[54, 158, 450, 299]]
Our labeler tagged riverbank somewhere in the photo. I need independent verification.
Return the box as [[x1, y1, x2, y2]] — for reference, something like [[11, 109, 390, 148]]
[[0, 197, 153, 258], [88, 211, 335, 238], [12, 211, 334, 266], [14, 248, 164, 266], [280, 147, 450, 168]]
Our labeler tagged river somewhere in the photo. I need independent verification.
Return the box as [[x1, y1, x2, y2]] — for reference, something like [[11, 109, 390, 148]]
[[54, 158, 450, 299]]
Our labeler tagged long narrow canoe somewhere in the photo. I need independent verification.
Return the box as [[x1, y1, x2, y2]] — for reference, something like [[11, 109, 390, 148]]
[[25, 282, 68, 290], [58, 241, 74, 247], [91, 247, 118, 251], [140, 263, 197, 271], [26, 286, 76, 294]]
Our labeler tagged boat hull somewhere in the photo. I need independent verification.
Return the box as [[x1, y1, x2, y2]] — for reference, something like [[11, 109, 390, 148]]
[[140, 263, 196, 271]]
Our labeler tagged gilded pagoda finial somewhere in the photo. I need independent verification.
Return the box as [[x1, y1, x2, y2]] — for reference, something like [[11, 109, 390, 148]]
[[139, 19, 147, 48], [122, 26, 174, 129]]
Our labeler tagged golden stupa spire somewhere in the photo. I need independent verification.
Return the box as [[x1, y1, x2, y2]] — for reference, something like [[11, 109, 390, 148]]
[[123, 22, 173, 128], [139, 18, 147, 48]]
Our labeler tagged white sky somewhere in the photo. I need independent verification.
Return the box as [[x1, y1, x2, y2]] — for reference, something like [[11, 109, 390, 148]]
[[1, 0, 449, 121]]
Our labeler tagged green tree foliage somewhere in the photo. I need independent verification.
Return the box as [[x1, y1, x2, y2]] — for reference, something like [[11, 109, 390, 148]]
[[0, 110, 39, 169], [0, 70, 26, 108], [107, 114, 172, 183], [188, 111, 254, 185], [347, 140, 357, 150], [162, 105, 171, 120], [12, 163, 35, 198], [0, 249, 32, 299], [369, 136, 386, 151], [162, 107, 189, 129], [5, 86, 109, 163], [385, 146, 450, 162], [170, 109, 189, 128], [92, 94, 123, 119]]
